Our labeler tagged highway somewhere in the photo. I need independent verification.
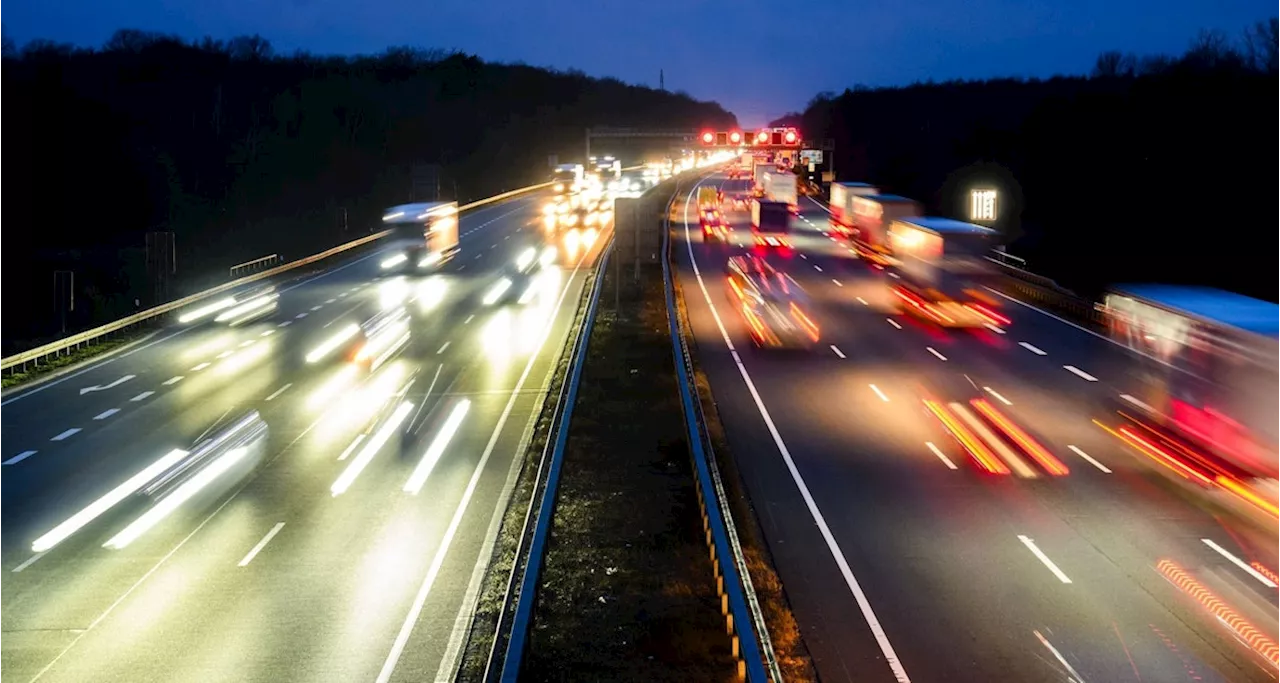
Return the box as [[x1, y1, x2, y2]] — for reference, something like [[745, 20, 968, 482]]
[[675, 171, 1279, 682], [1, 190, 612, 683]]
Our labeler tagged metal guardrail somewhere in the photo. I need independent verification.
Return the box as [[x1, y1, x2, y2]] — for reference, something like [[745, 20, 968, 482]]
[[662, 176, 771, 682], [229, 254, 282, 278], [1, 180, 555, 374], [492, 242, 614, 683], [983, 255, 1104, 325]]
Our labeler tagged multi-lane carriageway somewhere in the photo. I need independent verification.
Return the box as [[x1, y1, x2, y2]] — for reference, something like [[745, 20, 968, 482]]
[[676, 171, 1279, 682], [0, 192, 612, 683]]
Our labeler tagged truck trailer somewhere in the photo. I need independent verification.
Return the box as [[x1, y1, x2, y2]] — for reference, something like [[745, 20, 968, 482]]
[[887, 217, 1006, 329], [849, 194, 922, 266], [762, 171, 798, 213], [828, 182, 880, 236], [751, 199, 791, 248]]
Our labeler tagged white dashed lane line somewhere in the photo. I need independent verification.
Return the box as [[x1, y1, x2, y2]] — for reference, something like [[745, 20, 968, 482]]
[[983, 387, 1013, 406], [437, 342, 452, 355], [1067, 446, 1111, 473], [926, 347, 948, 362], [856, 297, 868, 306], [1063, 365, 1098, 382], [869, 385, 889, 402], [830, 345, 846, 359], [265, 384, 293, 401], [832, 280, 843, 287], [310, 305, 323, 311], [886, 318, 902, 330], [1019, 342, 1046, 355], [191, 362, 211, 372], [3, 451, 37, 466], [926, 442, 958, 470], [278, 320, 293, 328], [93, 409, 120, 420], [814, 265, 823, 272], [1019, 535, 1073, 584], [131, 391, 155, 402], [163, 376, 184, 386], [50, 428, 81, 442]]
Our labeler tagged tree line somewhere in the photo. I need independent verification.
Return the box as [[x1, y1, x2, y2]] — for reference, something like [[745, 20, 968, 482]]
[[1, 30, 735, 350], [777, 20, 1277, 302]]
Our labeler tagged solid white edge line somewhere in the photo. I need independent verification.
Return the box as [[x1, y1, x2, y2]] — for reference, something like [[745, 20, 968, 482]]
[[1063, 365, 1098, 382], [377, 229, 589, 683], [925, 442, 958, 469], [12, 552, 47, 572], [265, 383, 292, 401], [1066, 445, 1112, 473], [237, 522, 285, 567], [1201, 538, 1278, 588], [681, 178, 912, 683], [1018, 535, 1072, 583]]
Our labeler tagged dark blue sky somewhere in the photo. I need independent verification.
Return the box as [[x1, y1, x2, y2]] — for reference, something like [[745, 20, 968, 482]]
[[6, 0, 1273, 126]]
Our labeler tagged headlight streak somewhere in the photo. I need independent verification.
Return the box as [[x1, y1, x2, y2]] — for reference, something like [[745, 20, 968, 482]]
[[403, 400, 471, 494], [214, 295, 277, 324], [306, 324, 361, 364], [483, 278, 513, 306], [330, 401, 414, 496], [103, 447, 251, 550], [179, 297, 237, 324], [31, 449, 191, 552], [380, 253, 408, 269]]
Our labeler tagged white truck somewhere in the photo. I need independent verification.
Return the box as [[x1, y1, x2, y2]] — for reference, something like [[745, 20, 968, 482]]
[[752, 162, 770, 196], [380, 201, 461, 271], [849, 194, 922, 265], [887, 217, 1006, 329], [552, 164, 584, 195], [828, 182, 879, 236], [762, 171, 797, 212]]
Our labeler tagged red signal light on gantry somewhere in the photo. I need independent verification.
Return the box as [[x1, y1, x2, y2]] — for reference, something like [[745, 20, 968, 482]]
[[756, 131, 770, 144], [784, 130, 798, 144], [729, 131, 742, 144], [701, 131, 715, 145]]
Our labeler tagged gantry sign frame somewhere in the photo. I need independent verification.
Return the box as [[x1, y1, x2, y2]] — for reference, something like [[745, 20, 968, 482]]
[[585, 127, 814, 162]]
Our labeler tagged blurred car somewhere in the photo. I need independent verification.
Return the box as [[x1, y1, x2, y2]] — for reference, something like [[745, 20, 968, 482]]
[[724, 255, 819, 349], [700, 209, 729, 243], [483, 247, 546, 307]]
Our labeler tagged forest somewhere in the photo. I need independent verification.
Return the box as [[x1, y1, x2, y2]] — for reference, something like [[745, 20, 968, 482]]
[[775, 20, 1278, 302], [1, 31, 735, 350]]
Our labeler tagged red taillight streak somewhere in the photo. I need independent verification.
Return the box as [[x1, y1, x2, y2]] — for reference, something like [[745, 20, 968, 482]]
[[1157, 559, 1279, 668], [967, 302, 1010, 326], [971, 399, 1069, 475], [790, 303, 820, 342], [1215, 475, 1280, 518], [1116, 425, 1213, 486], [924, 400, 1009, 474]]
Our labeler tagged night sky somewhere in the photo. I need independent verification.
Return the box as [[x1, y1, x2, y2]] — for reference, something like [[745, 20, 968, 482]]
[[5, 0, 1273, 126]]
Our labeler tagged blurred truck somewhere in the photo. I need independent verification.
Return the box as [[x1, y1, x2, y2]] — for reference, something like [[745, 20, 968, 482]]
[[887, 217, 1007, 329], [552, 164, 584, 195], [828, 182, 880, 237], [751, 199, 791, 249], [762, 171, 798, 213], [752, 163, 770, 196], [380, 201, 461, 271], [1098, 286, 1279, 509], [849, 194, 922, 266], [698, 186, 720, 209]]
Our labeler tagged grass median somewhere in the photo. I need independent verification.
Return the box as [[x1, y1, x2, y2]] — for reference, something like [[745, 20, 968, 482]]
[[517, 259, 735, 682]]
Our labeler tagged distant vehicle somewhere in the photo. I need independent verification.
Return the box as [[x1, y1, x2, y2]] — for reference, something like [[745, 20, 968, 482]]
[[750, 199, 791, 248], [887, 217, 1007, 329], [700, 209, 729, 243], [762, 171, 798, 213], [380, 201, 461, 271], [697, 186, 720, 209], [828, 182, 880, 237], [848, 194, 922, 266], [1099, 285, 1280, 488], [552, 164, 584, 194], [752, 163, 770, 196], [724, 255, 819, 349]]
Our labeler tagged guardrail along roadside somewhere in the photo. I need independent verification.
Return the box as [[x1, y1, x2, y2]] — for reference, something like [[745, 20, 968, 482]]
[[0, 181, 552, 388], [471, 175, 769, 682]]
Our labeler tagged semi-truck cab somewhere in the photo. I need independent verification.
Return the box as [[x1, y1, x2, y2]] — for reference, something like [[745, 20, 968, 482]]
[[380, 201, 461, 272], [552, 164, 584, 195]]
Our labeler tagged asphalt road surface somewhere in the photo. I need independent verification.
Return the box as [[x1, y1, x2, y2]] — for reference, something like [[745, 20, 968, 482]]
[[675, 171, 1279, 683], [1, 189, 616, 683]]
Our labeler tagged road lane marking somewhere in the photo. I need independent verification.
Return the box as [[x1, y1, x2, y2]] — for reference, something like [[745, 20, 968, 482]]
[[261, 330, 274, 337], [1033, 630, 1087, 682], [277, 320, 293, 328], [1202, 539, 1278, 588], [983, 387, 1013, 406], [1019, 341, 1046, 355], [1120, 393, 1154, 411], [12, 552, 47, 572], [800, 254, 808, 259], [888, 272, 900, 279], [857, 297, 868, 305], [869, 385, 889, 402], [983, 323, 1006, 335], [4, 451, 37, 466], [1067, 445, 1111, 473], [489, 244, 496, 250], [265, 384, 292, 401], [1018, 535, 1072, 583], [464, 315, 475, 325], [310, 305, 323, 311], [926, 347, 947, 361], [925, 442, 958, 469], [239, 340, 256, 348], [237, 523, 286, 567], [437, 342, 451, 355], [216, 350, 234, 359], [814, 265, 823, 272], [680, 179, 912, 683], [830, 345, 846, 359], [163, 376, 184, 386], [93, 409, 120, 420], [130, 391, 155, 402], [474, 254, 482, 260], [79, 375, 136, 396], [325, 298, 336, 304], [295, 312, 308, 319], [1063, 365, 1098, 382], [887, 318, 902, 329], [190, 362, 211, 372], [51, 428, 81, 441], [833, 279, 843, 287], [459, 264, 467, 271]]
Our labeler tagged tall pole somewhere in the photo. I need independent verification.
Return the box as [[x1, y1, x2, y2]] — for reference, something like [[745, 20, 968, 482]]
[[585, 128, 591, 166]]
